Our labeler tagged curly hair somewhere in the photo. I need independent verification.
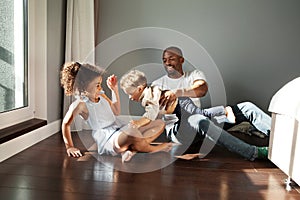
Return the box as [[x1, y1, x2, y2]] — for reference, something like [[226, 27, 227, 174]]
[[60, 62, 105, 96]]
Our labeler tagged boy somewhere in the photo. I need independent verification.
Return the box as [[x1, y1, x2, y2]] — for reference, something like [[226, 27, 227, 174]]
[[120, 70, 235, 142]]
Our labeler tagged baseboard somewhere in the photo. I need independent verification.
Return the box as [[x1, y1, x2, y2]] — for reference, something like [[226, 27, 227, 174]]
[[0, 119, 61, 162], [0, 118, 47, 144]]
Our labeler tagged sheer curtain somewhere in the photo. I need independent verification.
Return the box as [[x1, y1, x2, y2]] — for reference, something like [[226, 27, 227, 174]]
[[63, 0, 99, 130]]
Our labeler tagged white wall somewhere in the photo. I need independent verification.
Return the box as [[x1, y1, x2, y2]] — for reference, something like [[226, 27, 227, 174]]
[[29, 0, 65, 122], [96, 0, 300, 113]]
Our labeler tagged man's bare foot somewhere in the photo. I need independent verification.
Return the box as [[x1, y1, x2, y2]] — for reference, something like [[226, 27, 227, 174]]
[[175, 153, 201, 160], [225, 106, 236, 124]]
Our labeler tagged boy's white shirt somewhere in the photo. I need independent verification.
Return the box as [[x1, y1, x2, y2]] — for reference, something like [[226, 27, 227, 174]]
[[139, 86, 162, 121]]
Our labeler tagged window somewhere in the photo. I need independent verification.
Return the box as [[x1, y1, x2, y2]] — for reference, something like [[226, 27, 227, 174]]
[[0, 0, 31, 129]]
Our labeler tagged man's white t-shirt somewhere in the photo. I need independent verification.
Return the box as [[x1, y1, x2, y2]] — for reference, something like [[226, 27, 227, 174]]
[[151, 70, 206, 108]]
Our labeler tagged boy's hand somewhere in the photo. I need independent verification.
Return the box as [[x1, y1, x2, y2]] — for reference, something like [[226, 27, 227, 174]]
[[66, 147, 82, 157], [160, 90, 177, 108]]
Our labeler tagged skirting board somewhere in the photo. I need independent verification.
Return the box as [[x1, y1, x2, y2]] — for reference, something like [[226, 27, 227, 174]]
[[0, 119, 61, 162]]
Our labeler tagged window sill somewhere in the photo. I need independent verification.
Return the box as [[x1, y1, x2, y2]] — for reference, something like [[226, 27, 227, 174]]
[[0, 118, 47, 144]]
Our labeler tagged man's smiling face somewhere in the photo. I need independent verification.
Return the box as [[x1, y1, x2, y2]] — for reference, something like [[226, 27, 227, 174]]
[[162, 50, 184, 78]]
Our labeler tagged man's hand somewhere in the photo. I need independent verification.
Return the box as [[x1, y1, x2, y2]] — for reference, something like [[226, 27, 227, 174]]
[[160, 90, 177, 108]]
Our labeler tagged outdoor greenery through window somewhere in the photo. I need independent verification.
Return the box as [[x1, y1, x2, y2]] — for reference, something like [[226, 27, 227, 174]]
[[0, 0, 28, 113]]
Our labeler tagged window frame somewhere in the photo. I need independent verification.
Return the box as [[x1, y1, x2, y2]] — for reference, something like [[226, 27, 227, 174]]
[[0, 0, 33, 129]]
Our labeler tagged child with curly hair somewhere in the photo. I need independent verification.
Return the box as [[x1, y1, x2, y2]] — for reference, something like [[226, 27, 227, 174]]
[[60, 62, 172, 162]]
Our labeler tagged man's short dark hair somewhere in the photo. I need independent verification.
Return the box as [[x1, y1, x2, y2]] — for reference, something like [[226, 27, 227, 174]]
[[163, 46, 183, 57]]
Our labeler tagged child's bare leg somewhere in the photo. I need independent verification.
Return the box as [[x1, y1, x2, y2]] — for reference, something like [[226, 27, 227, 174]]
[[115, 120, 171, 159], [138, 119, 165, 143], [116, 132, 133, 153], [130, 137, 173, 153], [116, 132, 171, 153], [115, 132, 172, 163], [115, 133, 137, 162]]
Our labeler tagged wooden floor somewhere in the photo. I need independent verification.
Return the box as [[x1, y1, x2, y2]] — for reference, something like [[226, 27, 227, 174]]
[[0, 131, 299, 200]]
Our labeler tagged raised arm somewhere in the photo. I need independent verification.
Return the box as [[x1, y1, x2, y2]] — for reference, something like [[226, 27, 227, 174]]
[[105, 74, 121, 115]]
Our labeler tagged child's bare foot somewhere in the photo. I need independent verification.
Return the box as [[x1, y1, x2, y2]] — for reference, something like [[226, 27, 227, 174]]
[[225, 106, 236, 124], [121, 150, 136, 163]]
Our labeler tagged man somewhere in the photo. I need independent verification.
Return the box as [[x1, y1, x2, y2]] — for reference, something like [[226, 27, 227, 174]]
[[152, 46, 270, 161], [153, 47, 208, 108]]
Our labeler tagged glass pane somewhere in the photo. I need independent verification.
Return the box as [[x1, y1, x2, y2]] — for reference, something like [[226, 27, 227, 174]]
[[0, 0, 27, 113]]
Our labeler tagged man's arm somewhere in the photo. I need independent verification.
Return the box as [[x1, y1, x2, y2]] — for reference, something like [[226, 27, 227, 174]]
[[173, 79, 208, 98], [160, 80, 208, 108]]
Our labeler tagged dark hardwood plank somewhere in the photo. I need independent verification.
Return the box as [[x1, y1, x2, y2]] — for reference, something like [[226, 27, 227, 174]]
[[0, 131, 299, 200]]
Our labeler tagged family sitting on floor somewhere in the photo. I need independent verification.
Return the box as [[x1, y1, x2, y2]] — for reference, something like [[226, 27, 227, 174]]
[[60, 46, 270, 163]]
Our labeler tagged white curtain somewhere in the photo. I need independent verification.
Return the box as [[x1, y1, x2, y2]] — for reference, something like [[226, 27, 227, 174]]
[[63, 0, 96, 131]]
